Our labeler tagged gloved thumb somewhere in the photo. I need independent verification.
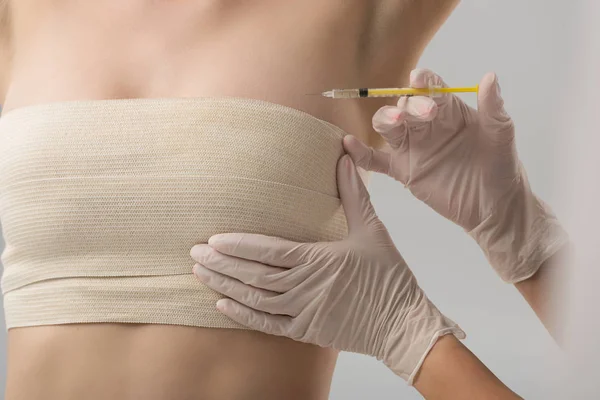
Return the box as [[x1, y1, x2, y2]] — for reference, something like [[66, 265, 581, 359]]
[[477, 72, 515, 145], [337, 154, 379, 235], [343, 135, 392, 175]]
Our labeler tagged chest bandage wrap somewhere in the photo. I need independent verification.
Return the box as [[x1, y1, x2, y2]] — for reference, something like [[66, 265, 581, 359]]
[[0, 97, 348, 329]]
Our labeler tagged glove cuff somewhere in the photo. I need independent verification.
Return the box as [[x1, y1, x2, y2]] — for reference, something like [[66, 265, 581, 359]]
[[381, 291, 465, 385], [468, 165, 570, 283]]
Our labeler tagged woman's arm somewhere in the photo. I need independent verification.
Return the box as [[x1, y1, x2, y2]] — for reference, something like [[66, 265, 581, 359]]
[[414, 335, 523, 400]]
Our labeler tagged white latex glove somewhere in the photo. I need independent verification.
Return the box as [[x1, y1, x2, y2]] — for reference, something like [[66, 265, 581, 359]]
[[344, 69, 569, 283], [190, 155, 464, 384]]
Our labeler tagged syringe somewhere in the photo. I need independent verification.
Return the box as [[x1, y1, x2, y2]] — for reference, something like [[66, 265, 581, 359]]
[[310, 85, 479, 99]]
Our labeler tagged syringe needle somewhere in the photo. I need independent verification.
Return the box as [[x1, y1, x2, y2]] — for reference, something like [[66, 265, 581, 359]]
[[305, 91, 334, 98]]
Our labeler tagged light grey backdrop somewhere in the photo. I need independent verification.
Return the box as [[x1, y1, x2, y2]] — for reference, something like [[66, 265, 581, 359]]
[[0, 1, 576, 399], [329, 1, 575, 399]]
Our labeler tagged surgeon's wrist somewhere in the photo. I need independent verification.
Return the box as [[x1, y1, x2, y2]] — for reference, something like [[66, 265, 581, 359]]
[[468, 173, 569, 283], [381, 292, 465, 385]]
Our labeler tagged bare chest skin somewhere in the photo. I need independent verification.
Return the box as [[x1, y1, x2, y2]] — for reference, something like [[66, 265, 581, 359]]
[[2, 0, 450, 144], [2, 1, 458, 399]]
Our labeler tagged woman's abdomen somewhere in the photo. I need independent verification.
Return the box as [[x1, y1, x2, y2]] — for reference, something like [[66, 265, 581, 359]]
[[7, 324, 338, 400]]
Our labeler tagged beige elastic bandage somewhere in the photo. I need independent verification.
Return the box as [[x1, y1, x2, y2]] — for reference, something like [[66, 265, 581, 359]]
[[0, 97, 348, 329]]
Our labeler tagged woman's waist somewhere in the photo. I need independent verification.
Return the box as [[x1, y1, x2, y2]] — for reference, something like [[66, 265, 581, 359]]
[[6, 323, 337, 400]]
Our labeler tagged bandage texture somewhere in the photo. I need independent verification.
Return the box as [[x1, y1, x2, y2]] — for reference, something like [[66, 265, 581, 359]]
[[0, 97, 348, 328]]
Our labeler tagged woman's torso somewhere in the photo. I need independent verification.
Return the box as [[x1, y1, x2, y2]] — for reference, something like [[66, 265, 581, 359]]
[[1, 1, 457, 399]]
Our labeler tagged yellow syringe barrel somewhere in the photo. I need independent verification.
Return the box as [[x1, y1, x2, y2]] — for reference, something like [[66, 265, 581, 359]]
[[367, 85, 479, 97]]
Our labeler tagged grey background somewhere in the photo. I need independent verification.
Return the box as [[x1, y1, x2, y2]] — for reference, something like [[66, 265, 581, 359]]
[[0, 1, 576, 399], [330, 1, 575, 399]]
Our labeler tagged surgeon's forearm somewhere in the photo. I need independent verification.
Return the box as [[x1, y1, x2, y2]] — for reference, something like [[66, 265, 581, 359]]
[[413, 335, 522, 400], [514, 243, 571, 344]]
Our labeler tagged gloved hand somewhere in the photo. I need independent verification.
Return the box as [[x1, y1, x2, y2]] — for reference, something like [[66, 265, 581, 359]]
[[343, 69, 569, 283], [190, 155, 464, 384]]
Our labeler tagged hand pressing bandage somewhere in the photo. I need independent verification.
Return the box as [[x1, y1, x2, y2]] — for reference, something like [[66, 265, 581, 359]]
[[190, 155, 464, 385], [344, 69, 569, 283]]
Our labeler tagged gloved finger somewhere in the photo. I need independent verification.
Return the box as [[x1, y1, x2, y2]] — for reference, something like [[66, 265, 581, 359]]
[[396, 95, 439, 126], [476, 72, 515, 147], [392, 96, 439, 144], [409, 68, 468, 135], [207, 233, 312, 268], [372, 105, 409, 149], [194, 264, 289, 315], [190, 245, 306, 293], [410, 68, 451, 105], [372, 98, 438, 149], [216, 298, 294, 337], [342, 135, 391, 175], [337, 154, 380, 234]]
